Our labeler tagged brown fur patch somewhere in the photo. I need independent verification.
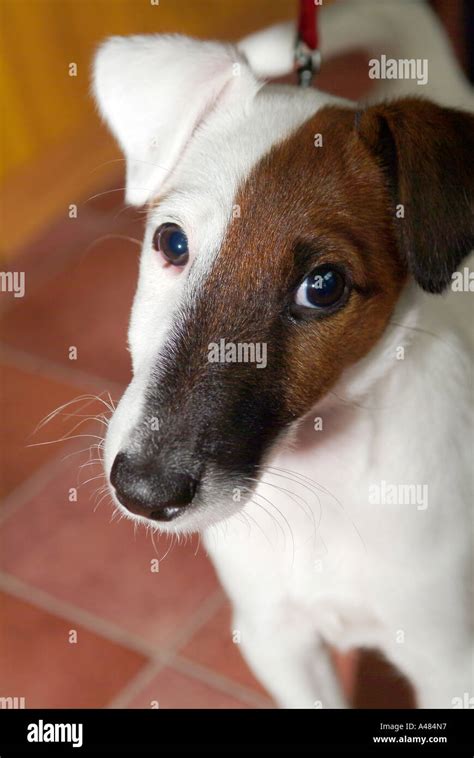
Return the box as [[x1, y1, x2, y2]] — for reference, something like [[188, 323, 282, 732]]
[[135, 98, 473, 493], [198, 105, 407, 418]]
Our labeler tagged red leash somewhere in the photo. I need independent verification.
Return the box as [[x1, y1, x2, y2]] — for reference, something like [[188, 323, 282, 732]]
[[295, 0, 321, 86], [298, 0, 319, 50]]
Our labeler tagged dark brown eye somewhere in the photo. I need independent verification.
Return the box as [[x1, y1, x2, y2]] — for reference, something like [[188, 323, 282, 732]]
[[152, 223, 189, 266], [294, 265, 347, 309]]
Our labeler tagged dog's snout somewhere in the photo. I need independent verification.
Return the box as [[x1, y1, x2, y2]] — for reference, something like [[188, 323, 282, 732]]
[[110, 452, 198, 522]]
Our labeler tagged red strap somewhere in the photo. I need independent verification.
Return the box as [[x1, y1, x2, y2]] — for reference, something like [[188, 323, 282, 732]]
[[298, 0, 319, 51]]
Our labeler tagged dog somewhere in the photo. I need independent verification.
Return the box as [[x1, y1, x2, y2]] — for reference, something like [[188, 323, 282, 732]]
[[93, 0, 474, 708]]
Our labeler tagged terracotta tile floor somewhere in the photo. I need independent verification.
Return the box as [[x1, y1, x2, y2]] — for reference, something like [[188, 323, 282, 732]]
[[126, 667, 252, 710], [0, 48, 423, 708], [0, 591, 146, 709], [0, 176, 273, 709], [0, 363, 99, 499]]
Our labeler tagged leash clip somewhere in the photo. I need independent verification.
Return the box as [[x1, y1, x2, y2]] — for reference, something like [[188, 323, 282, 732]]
[[295, 38, 321, 88]]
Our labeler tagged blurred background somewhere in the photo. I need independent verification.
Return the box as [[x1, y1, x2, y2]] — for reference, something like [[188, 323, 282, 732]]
[[0, 0, 470, 709]]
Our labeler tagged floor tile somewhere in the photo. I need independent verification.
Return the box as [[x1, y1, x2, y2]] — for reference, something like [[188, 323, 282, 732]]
[[332, 650, 358, 702], [2, 224, 142, 385], [0, 458, 220, 650], [126, 666, 249, 709], [0, 363, 101, 500], [181, 603, 358, 705], [179, 603, 271, 699], [0, 590, 147, 708]]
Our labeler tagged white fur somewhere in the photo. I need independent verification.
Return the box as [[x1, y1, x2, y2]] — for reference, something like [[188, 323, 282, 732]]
[[93, 34, 260, 205], [94, 0, 473, 708]]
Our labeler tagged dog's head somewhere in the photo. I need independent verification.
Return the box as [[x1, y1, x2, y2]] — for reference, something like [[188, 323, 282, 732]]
[[93, 34, 473, 533]]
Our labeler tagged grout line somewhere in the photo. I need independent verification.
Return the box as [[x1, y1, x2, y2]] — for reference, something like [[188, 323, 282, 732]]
[[0, 572, 240, 701], [0, 572, 157, 659], [0, 450, 76, 527], [106, 590, 226, 708], [170, 655, 274, 710], [108, 590, 273, 710], [0, 342, 127, 397], [0, 571, 223, 664], [106, 659, 166, 709], [163, 589, 226, 654], [0, 571, 271, 710]]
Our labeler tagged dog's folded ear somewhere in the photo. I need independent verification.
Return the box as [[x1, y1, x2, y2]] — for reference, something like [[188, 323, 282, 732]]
[[93, 34, 259, 205], [357, 98, 474, 293]]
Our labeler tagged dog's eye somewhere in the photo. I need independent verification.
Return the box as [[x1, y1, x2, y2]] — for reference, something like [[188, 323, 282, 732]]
[[153, 223, 189, 266], [294, 265, 347, 310]]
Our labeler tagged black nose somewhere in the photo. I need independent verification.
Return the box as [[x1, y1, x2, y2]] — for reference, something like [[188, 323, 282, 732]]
[[110, 452, 198, 522]]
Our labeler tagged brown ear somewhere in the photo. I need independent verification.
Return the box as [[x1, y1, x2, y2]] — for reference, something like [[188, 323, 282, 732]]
[[357, 98, 474, 293]]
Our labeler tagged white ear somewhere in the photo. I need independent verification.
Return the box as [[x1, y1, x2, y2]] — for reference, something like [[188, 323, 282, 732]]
[[93, 34, 259, 205]]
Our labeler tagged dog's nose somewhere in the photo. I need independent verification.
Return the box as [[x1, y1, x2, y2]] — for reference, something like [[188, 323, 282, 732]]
[[110, 452, 198, 522]]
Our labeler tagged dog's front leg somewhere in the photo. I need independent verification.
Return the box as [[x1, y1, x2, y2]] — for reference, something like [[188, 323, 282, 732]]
[[392, 642, 474, 710], [234, 612, 347, 709]]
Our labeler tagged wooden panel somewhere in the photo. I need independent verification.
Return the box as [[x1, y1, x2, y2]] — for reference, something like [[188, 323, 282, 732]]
[[0, 0, 295, 181], [0, 121, 121, 258], [0, 0, 300, 254]]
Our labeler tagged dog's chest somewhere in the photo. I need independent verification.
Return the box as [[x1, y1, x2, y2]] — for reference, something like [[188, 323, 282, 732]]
[[279, 592, 384, 652], [271, 544, 385, 650], [205, 513, 385, 652]]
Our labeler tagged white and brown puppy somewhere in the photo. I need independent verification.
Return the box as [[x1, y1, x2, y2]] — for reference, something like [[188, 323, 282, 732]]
[[93, 0, 473, 708]]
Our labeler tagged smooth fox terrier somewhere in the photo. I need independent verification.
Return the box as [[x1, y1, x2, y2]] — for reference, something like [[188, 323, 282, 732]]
[[93, 0, 474, 708]]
